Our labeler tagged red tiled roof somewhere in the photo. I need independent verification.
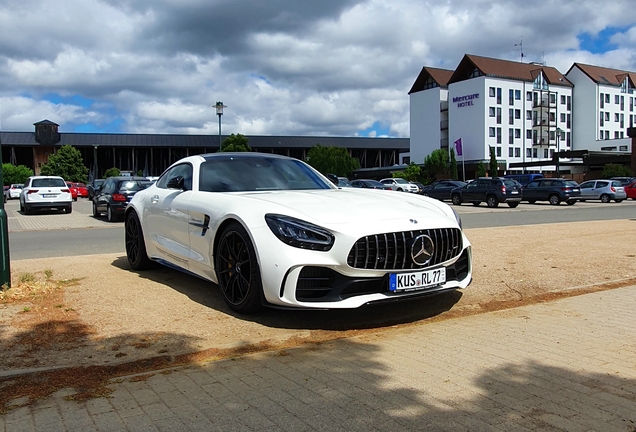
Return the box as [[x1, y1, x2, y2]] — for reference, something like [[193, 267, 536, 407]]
[[567, 63, 636, 87], [449, 54, 573, 87], [409, 66, 454, 94]]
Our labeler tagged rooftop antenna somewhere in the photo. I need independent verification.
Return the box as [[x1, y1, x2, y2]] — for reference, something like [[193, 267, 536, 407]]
[[514, 39, 524, 62]]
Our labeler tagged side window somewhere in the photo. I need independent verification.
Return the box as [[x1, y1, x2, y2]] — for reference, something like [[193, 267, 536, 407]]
[[526, 181, 538, 188], [596, 181, 608, 188], [157, 164, 193, 190], [102, 179, 113, 193]]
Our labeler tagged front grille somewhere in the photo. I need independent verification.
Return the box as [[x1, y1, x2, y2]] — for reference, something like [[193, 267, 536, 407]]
[[347, 228, 462, 270]]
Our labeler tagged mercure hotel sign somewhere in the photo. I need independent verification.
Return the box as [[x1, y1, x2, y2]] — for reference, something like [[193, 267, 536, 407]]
[[453, 93, 479, 108]]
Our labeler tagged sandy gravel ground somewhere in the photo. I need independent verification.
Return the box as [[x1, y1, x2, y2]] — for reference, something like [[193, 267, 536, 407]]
[[1, 219, 635, 374]]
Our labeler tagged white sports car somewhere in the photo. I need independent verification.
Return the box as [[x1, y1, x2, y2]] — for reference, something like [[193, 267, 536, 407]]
[[125, 153, 472, 313]]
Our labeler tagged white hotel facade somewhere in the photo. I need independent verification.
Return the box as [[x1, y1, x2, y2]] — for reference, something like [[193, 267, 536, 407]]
[[407, 54, 634, 175]]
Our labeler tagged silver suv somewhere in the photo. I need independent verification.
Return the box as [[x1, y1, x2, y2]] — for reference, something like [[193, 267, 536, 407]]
[[380, 178, 419, 192], [20, 176, 73, 214]]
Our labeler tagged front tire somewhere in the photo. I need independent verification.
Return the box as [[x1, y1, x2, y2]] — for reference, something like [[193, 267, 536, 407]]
[[600, 194, 611, 203], [451, 194, 462, 206], [215, 222, 263, 314], [566, 200, 576, 206], [486, 196, 499, 208], [93, 202, 100, 218], [125, 211, 153, 270], [549, 194, 561, 205]]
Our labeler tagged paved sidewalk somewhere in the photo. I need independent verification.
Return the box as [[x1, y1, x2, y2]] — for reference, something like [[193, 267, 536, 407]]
[[2, 286, 635, 431]]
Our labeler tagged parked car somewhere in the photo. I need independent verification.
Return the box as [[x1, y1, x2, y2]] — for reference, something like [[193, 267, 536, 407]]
[[72, 182, 89, 198], [450, 177, 522, 208], [87, 179, 105, 200], [20, 176, 72, 214], [422, 180, 467, 201], [350, 179, 392, 190], [93, 176, 153, 222], [410, 181, 426, 194], [66, 182, 78, 201], [578, 179, 626, 203], [5, 184, 23, 199], [380, 178, 419, 192], [522, 178, 581, 205], [625, 181, 636, 200], [503, 173, 544, 187], [610, 177, 636, 186], [124, 153, 472, 313]]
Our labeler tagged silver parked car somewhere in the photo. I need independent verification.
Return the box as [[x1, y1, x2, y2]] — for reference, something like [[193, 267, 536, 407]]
[[578, 179, 626, 203], [380, 178, 419, 192]]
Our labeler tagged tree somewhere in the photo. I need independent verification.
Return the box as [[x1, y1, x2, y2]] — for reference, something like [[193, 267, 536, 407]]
[[489, 146, 498, 177], [2, 163, 33, 185], [40, 145, 89, 183], [305, 145, 360, 177], [423, 149, 449, 180], [476, 161, 486, 178], [104, 167, 121, 178], [602, 163, 633, 178], [220, 133, 251, 152], [393, 162, 421, 182], [449, 149, 458, 180]]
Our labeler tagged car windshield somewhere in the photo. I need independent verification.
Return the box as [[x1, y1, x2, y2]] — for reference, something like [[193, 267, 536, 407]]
[[199, 156, 332, 192], [32, 178, 66, 187], [565, 181, 579, 187], [394, 178, 409, 184]]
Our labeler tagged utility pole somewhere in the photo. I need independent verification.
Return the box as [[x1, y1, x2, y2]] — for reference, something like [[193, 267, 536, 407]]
[[0, 132, 11, 287]]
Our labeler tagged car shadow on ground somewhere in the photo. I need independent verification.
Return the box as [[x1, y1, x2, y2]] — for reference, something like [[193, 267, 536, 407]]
[[111, 256, 463, 331]]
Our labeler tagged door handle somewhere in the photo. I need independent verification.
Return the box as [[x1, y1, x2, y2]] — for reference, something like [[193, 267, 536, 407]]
[[151, 195, 159, 204]]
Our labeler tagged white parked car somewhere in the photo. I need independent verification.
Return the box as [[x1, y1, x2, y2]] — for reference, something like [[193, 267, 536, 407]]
[[380, 178, 420, 193], [5, 184, 23, 199], [124, 153, 472, 313], [20, 176, 73, 214]]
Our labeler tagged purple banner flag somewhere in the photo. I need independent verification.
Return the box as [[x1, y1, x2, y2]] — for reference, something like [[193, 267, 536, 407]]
[[454, 138, 463, 156]]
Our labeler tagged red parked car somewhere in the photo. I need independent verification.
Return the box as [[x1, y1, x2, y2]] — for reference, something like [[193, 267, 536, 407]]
[[66, 182, 78, 201], [71, 182, 89, 198], [625, 181, 636, 200]]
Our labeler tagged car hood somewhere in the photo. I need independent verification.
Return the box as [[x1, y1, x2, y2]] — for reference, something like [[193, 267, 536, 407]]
[[236, 188, 456, 226]]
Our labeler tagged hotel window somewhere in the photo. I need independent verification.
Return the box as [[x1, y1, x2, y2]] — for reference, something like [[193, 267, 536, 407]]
[[615, 131, 620, 139], [515, 129, 521, 138], [526, 148, 532, 158], [549, 94, 556, 104], [496, 147, 502, 157], [489, 107, 496, 117], [489, 127, 496, 137], [526, 110, 532, 120], [600, 131, 604, 140], [532, 148, 538, 158], [631, 97, 634, 111], [509, 147, 514, 157], [620, 113, 624, 128], [621, 96, 624, 110], [496, 88, 502, 104], [496, 127, 502, 144], [605, 130, 610, 139], [543, 149, 548, 158], [567, 96, 571, 111], [600, 112, 604, 126], [509, 128, 514, 144], [560, 95, 566, 104], [526, 91, 532, 101], [509, 109, 514, 125], [615, 95, 620, 104], [615, 113, 620, 122], [515, 148, 520, 158], [600, 94, 604, 108], [515, 109, 521, 119], [606, 94, 610, 103], [509, 89, 514, 105], [605, 112, 610, 121], [621, 132, 624, 138], [550, 149, 555, 157], [496, 107, 501, 124], [566, 132, 571, 147], [620, 145, 628, 151], [489, 87, 495, 97], [567, 113, 571, 128], [560, 113, 566, 122], [515, 90, 521, 100], [526, 130, 532, 139]]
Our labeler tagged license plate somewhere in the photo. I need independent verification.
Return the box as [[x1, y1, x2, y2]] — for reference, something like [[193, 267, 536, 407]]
[[42, 194, 57, 198], [511, 191, 519, 194], [573, 189, 579, 192], [389, 267, 446, 292]]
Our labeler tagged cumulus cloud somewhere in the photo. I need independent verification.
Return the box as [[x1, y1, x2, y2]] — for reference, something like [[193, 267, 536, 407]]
[[1, 0, 635, 137]]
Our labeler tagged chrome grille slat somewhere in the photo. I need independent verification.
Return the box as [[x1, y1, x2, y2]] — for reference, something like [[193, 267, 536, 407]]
[[347, 228, 463, 270]]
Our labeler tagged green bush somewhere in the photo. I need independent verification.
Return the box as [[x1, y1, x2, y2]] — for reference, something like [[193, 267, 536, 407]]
[[103, 167, 121, 178]]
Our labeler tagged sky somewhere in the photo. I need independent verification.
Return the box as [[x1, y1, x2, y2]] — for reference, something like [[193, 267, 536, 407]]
[[1, 0, 636, 138]]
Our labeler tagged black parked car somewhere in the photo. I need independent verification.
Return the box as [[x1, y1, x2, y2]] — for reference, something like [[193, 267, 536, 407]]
[[422, 180, 467, 201], [87, 178, 105, 200], [350, 179, 392, 190], [92, 176, 152, 222], [450, 177, 522, 208], [523, 178, 581, 205]]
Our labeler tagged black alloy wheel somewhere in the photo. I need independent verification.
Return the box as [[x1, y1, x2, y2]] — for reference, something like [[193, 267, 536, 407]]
[[549, 194, 561, 205], [215, 222, 263, 314], [125, 211, 153, 270], [486, 196, 499, 208], [451, 194, 462, 206]]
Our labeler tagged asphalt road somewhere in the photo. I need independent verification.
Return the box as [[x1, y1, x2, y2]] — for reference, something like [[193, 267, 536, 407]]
[[5, 196, 636, 260]]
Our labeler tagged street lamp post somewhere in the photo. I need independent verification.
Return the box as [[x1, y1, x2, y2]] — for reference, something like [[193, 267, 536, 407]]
[[215, 101, 226, 151], [555, 127, 562, 178], [0, 132, 11, 287]]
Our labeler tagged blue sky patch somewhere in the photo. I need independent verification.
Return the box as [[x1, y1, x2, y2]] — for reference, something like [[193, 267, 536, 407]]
[[72, 119, 124, 133], [358, 121, 390, 137], [578, 26, 630, 53], [43, 93, 94, 108]]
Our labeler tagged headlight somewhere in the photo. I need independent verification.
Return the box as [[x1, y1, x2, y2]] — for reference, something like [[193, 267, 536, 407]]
[[265, 214, 334, 251], [451, 207, 463, 229]]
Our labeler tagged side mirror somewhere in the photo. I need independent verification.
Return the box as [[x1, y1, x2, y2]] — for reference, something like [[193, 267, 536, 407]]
[[167, 176, 186, 190]]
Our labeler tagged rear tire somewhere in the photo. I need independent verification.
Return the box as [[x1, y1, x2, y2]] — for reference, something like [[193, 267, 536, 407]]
[[107, 205, 116, 222], [472, 201, 481, 206], [215, 222, 263, 314], [549, 194, 561, 205], [66, 205, 72, 214], [615, 199, 623, 203], [451, 194, 462, 206], [527, 200, 536, 204], [600, 194, 611, 203], [566, 200, 576, 206], [486, 196, 499, 208], [92, 202, 100, 218], [125, 211, 154, 271], [508, 202, 519, 208]]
